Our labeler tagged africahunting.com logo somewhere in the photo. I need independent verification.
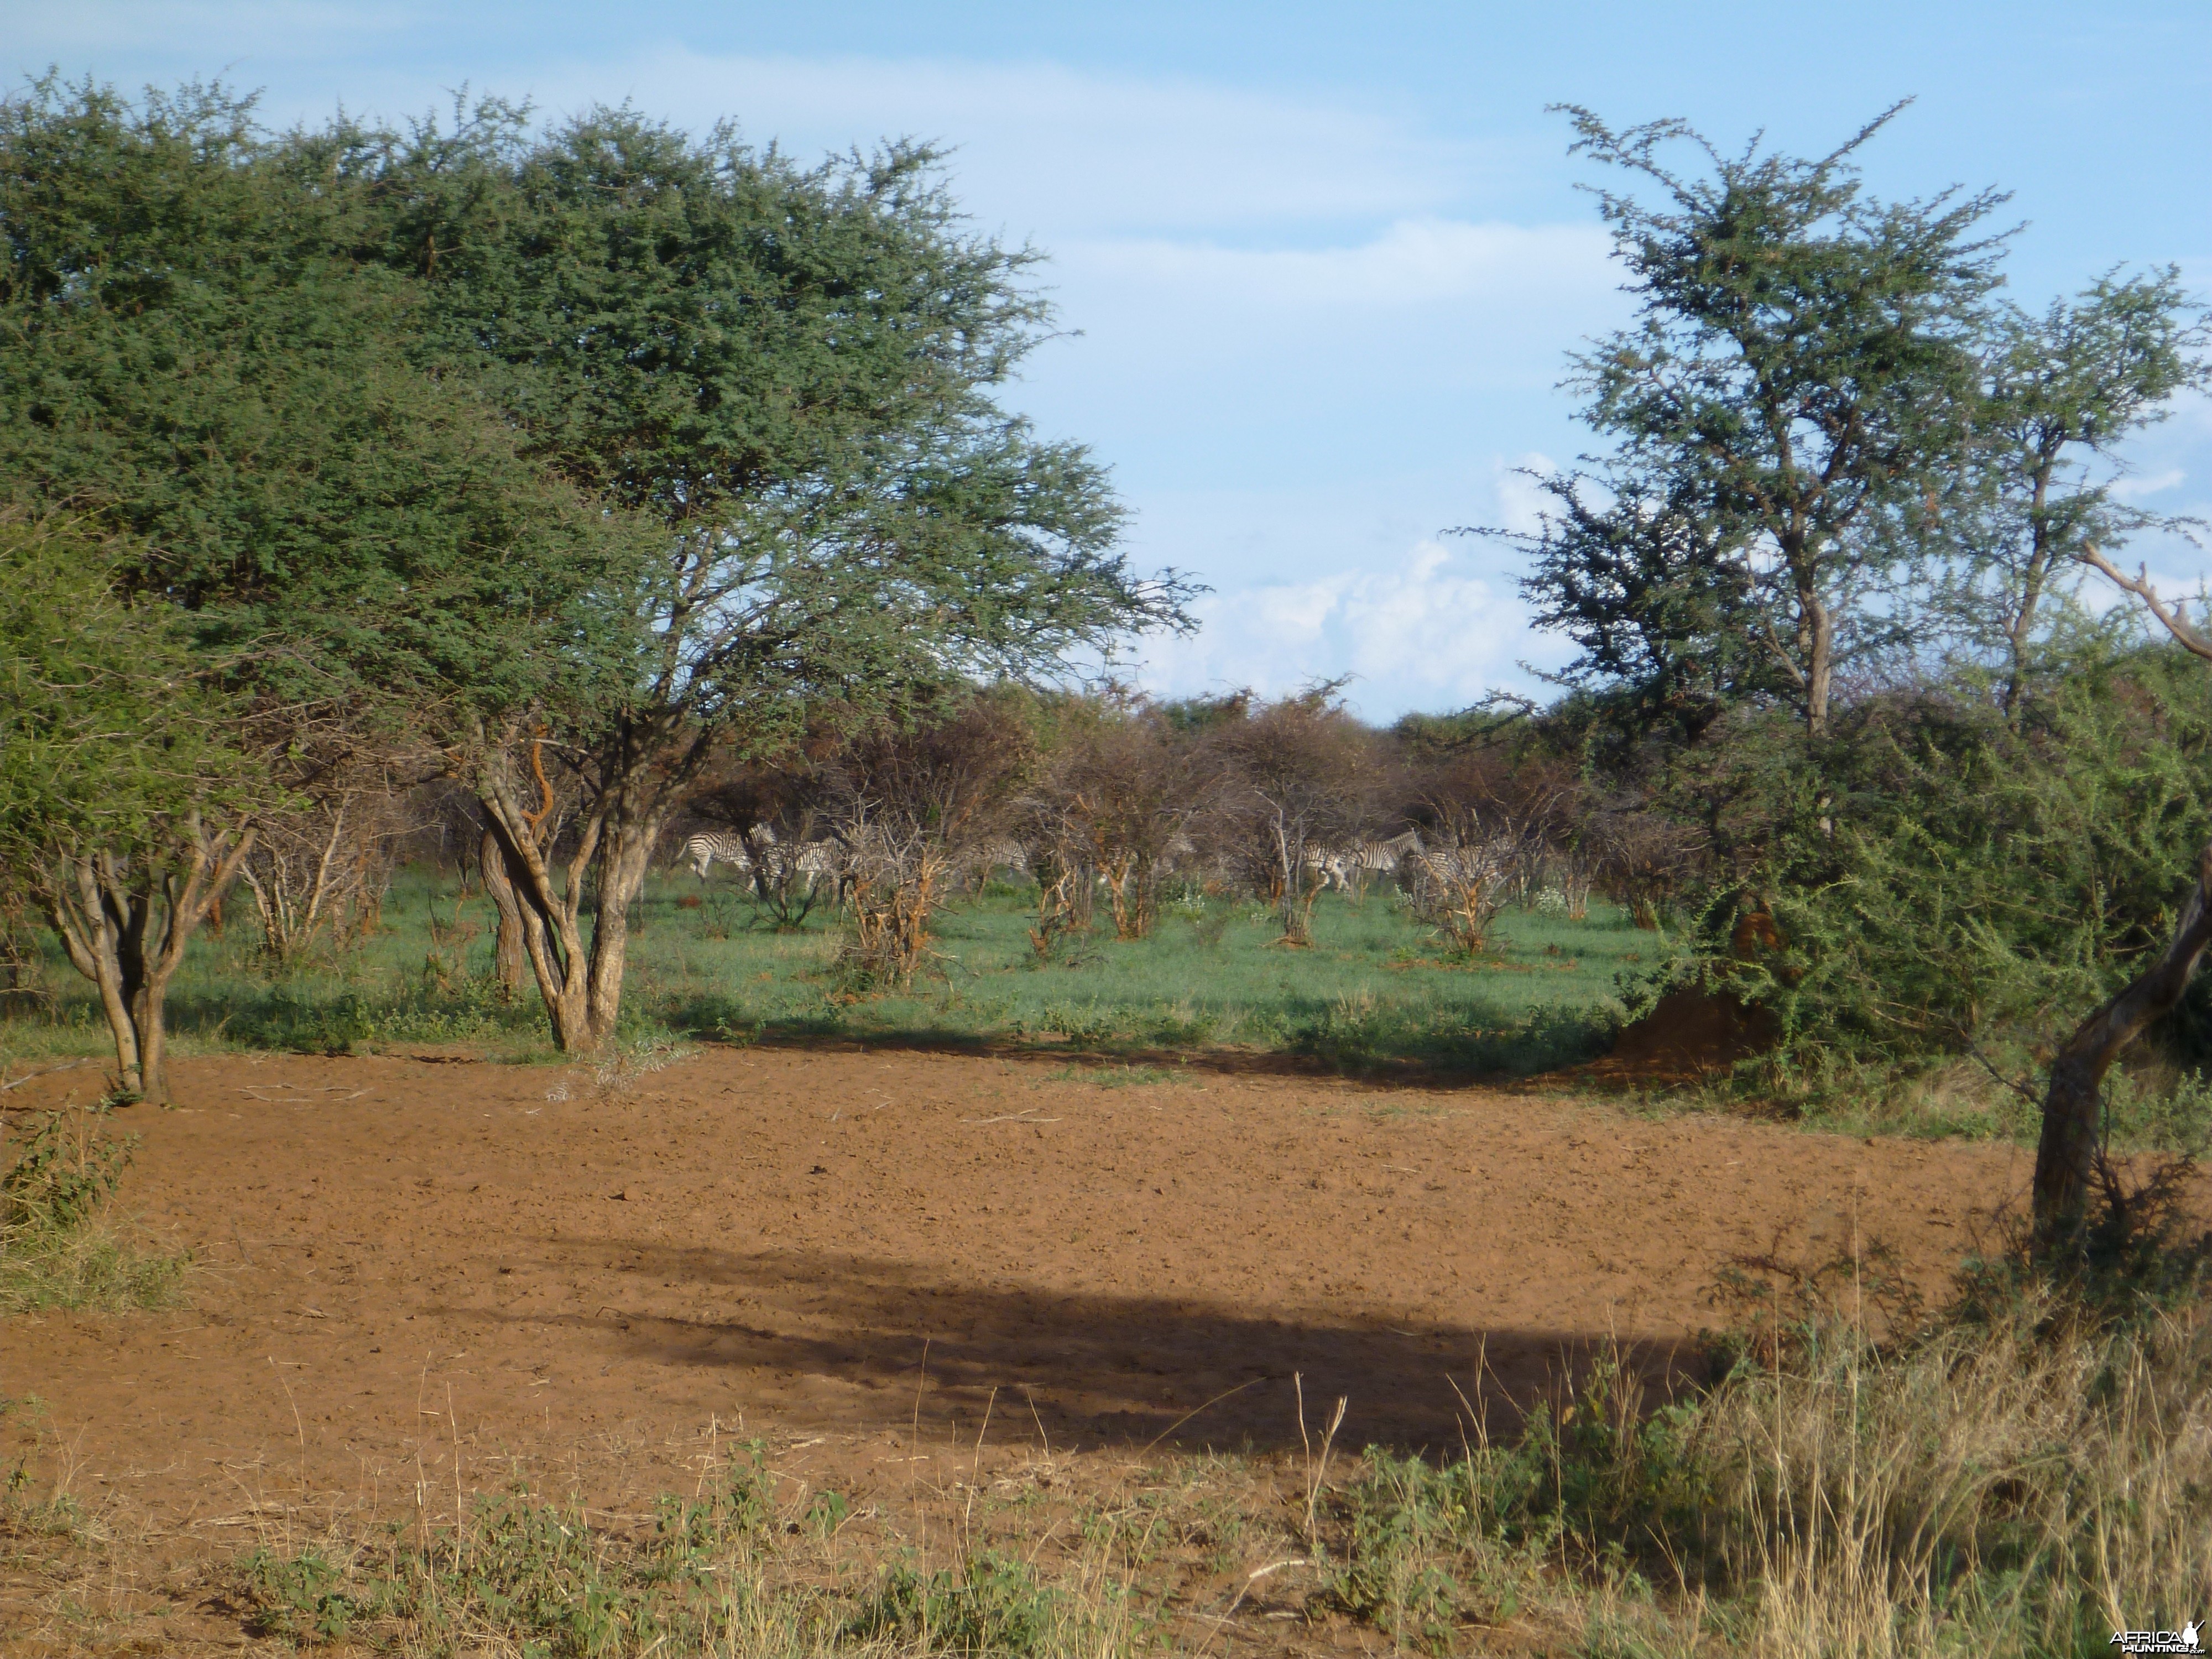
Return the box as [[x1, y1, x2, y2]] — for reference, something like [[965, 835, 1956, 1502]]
[[2112, 1621, 2200, 1655]]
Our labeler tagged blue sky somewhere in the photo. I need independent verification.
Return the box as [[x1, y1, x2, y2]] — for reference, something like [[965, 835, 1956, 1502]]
[[12, 2, 2210, 717]]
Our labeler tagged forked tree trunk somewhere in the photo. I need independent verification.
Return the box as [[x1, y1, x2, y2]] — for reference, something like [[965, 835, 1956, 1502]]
[[2034, 842, 2212, 1248], [474, 753, 674, 1054], [39, 818, 255, 1105]]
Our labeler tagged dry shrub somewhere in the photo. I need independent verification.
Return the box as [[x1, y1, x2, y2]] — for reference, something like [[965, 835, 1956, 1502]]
[[832, 694, 1036, 989], [1398, 831, 1512, 956], [1025, 707, 1212, 942], [0, 1108, 189, 1313], [237, 790, 409, 968], [1199, 691, 1385, 945], [839, 825, 953, 989]]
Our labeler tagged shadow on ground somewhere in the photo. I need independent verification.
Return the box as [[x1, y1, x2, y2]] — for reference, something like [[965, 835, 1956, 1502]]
[[444, 1240, 1704, 1456]]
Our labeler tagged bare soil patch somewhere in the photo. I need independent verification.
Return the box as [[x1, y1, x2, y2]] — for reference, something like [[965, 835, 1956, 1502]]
[[1, 1046, 2039, 1650]]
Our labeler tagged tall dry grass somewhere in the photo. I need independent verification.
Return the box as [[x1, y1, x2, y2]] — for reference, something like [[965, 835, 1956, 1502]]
[[1713, 1292, 2210, 1657], [1329, 1264, 2211, 1655]]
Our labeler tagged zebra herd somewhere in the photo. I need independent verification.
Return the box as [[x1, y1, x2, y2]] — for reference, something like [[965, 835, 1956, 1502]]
[[1305, 827, 1425, 894], [677, 826, 841, 883], [679, 821, 1507, 905], [675, 827, 1030, 893]]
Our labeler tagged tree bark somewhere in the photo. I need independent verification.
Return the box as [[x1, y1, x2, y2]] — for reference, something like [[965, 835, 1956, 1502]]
[[478, 827, 526, 995], [2034, 842, 2212, 1248], [583, 811, 670, 1040], [476, 784, 594, 1051], [1803, 590, 1834, 740]]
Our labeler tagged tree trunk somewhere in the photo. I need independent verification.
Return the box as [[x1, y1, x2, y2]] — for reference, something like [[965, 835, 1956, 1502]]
[[39, 820, 253, 1105], [474, 751, 674, 1055], [584, 815, 668, 1041], [1803, 592, 1834, 739], [478, 806, 594, 1051], [479, 827, 526, 995], [2034, 842, 2212, 1248]]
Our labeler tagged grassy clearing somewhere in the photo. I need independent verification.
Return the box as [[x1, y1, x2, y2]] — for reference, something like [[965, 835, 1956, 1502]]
[[0, 865, 1650, 1079], [0, 1107, 189, 1316]]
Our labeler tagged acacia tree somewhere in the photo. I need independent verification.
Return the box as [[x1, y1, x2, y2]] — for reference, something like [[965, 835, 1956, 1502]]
[[1949, 273, 2209, 712], [330, 106, 1193, 1051], [0, 81, 645, 1084], [0, 518, 259, 1102], [1527, 105, 2006, 738], [2029, 565, 2212, 1246]]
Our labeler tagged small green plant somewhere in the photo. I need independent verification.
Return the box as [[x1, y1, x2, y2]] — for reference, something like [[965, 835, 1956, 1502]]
[[239, 1547, 366, 1643], [1038, 999, 1121, 1048], [848, 1551, 1087, 1653], [1, 1109, 132, 1231]]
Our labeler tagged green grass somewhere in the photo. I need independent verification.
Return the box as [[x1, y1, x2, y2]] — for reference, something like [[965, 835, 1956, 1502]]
[[0, 866, 1654, 1078]]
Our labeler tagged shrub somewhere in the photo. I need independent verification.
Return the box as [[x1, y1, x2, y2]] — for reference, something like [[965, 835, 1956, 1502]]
[[0, 1108, 189, 1313]]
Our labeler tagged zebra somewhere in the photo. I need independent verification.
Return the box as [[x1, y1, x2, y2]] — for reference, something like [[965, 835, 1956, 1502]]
[[962, 837, 1031, 888], [677, 828, 759, 881], [1398, 841, 1507, 901], [1311, 828, 1424, 894]]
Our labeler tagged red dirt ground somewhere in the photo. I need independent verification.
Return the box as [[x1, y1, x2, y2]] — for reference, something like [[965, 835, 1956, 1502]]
[[0, 1045, 2062, 1648]]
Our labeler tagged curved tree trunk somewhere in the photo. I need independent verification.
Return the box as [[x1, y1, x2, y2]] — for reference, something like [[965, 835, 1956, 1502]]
[[2034, 842, 2212, 1248], [474, 742, 679, 1055]]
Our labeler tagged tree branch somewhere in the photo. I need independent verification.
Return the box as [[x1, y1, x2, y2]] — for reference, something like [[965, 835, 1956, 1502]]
[[2078, 543, 2212, 662]]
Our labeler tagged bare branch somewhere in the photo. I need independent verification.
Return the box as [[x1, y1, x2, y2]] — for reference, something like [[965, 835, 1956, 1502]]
[[2078, 542, 2212, 663]]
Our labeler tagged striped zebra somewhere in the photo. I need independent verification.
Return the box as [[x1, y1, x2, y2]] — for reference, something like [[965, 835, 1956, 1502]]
[[677, 829, 756, 881], [1311, 828, 1423, 893], [963, 837, 1031, 886], [792, 840, 847, 885], [1398, 841, 1507, 901]]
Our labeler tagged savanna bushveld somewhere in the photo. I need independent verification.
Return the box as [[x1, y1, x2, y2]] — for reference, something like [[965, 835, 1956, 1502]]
[[2, 80, 2209, 1657]]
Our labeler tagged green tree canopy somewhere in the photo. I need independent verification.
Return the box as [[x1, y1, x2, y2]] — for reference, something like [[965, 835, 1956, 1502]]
[[0, 78, 649, 737], [1516, 103, 2008, 738], [289, 101, 1195, 1049]]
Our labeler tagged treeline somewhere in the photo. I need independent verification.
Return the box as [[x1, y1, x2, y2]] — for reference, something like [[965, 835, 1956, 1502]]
[[661, 681, 1667, 974]]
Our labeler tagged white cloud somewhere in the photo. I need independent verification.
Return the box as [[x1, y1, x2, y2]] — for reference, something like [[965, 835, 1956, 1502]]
[[1489, 452, 1562, 536], [1065, 219, 1609, 309], [2110, 467, 2186, 500], [1134, 537, 1545, 717]]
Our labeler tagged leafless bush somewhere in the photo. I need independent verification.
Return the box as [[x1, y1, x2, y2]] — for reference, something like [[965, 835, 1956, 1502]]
[[1408, 748, 1583, 911], [1397, 805, 1515, 953], [236, 791, 409, 969], [1200, 691, 1384, 946], [831, 695, 1036, 987], [1588, 806, 1705, 927], [1022, 707, 1210, 942]]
